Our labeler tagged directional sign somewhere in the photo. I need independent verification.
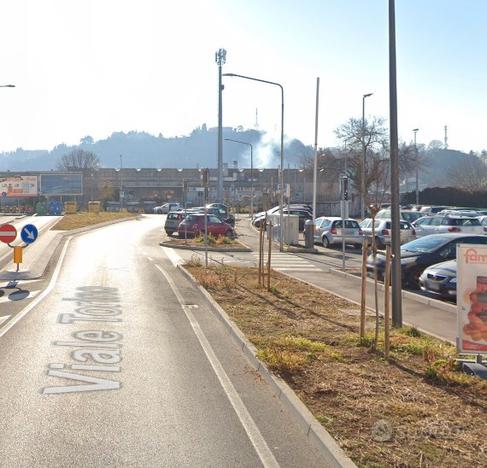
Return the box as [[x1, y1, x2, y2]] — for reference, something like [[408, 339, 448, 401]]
[[0, 224, 17, 244], [21, 224, 38, 244]]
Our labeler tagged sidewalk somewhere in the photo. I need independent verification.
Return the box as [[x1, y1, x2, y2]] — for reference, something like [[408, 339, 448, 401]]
[[234, 215, 456, 344]]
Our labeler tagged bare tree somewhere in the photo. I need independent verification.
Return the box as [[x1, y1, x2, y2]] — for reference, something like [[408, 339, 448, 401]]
[[448, 153, 487, 192], [57, 149, 100, 171]]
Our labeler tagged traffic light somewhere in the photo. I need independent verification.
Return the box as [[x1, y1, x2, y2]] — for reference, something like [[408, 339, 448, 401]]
[[341, 176, 349, 201]]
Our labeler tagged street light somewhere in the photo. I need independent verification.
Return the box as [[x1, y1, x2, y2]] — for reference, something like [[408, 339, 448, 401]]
[[413, 128, 419, 206], [298, 168, 305, 203], [361, 92, 373, 219], [223, 72, 285, 251], [215, 49, 227, 203], [0, 85, 15, 88], [224, 138, 254, 218]]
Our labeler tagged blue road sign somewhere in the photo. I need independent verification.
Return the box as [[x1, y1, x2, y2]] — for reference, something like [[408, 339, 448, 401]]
[[21, 224, 38, 244]]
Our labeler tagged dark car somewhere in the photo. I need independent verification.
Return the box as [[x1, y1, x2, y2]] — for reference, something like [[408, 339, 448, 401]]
[[419, 260, 457, 299], [367, 234, 487, 288], [177, 213, 234, 238]]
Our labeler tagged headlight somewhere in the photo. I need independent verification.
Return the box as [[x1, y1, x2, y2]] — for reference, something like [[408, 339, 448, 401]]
[[401, 257, 417, 264], [450, 277, 457, 284]]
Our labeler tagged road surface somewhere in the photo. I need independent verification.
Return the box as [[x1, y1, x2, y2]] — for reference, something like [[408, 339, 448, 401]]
[[0, 215, 328, 467]]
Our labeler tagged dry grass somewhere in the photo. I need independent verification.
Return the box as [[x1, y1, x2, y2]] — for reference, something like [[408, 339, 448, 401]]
[[52, 212, 138, 230], [187, 264, 487, 468], [163, 236, 246, 250]]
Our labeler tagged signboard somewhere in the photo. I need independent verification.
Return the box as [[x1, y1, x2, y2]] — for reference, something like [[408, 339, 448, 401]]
[[21, 224, 38, 244], [0, 175, 38, 198], [457, 244, 487, 354], [40, 173, 83, 196], [0, 224, 17, 244]]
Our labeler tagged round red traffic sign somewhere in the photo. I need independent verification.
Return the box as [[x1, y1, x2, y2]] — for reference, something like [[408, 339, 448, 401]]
[[0, 224, 17, 244]]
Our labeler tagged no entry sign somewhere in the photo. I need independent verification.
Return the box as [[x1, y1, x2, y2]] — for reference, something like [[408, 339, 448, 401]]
[[0, 224, 17, 244]]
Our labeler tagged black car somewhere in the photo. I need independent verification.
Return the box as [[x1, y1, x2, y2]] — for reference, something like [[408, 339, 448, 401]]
[[418, 260, 457, 299], [367, 234, 487, 288]]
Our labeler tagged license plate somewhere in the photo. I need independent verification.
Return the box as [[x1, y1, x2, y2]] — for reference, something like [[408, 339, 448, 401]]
[[429, 282, 440, 291]]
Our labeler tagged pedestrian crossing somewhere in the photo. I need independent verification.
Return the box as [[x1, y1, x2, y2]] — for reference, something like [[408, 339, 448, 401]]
[[251, 252, 321, 272]]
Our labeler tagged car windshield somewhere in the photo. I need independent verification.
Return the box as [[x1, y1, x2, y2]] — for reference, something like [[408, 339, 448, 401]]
[[401, 212, 423, 222], [401, 236, 449, 253]]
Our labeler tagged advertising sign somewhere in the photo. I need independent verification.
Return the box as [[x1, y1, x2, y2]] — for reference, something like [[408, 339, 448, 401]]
[[40, 173, 83, 196], [457, 244, 487, 354], [0, 175, 38, 197]]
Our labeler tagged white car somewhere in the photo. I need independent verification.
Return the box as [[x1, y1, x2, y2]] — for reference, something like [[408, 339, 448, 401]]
[[154, 202, 182, 214], [412, 214, 485, 237], [360, 218, 415, 249], [314, 217, 363, 248]]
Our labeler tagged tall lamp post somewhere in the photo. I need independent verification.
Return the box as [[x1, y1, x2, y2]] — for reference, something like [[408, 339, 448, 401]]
[[413, 128, 419, 206], [223, 72, 285, 251], [361, 92, 373, 219], [389, 0, 402, 327], [215, 49, 227, 203], [224, 138, 254, 218]]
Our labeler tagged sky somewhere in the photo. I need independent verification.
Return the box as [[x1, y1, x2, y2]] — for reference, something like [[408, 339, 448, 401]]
[[0, 0, 485, 155]]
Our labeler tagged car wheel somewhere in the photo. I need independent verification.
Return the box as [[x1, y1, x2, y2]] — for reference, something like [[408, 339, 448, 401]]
[[407, 268, 423, 289], [322, 235, 330, 248]]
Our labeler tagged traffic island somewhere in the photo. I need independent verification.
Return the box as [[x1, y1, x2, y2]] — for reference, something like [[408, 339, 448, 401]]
[[183, 264, 487, 467], [51, 212, 138, 231], [160, 237, 251, 252]]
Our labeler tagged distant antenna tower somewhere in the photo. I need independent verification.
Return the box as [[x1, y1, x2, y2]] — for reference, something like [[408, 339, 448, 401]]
[[444, 125, 448, 149], [255, 108, 259, 129]]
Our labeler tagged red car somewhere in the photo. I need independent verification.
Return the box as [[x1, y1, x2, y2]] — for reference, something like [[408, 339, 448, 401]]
[[177, 213, 235, 238]]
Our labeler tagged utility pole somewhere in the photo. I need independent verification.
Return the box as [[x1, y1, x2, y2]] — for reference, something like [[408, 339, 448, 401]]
[[413, 128, 419, 206], [215, 49, 227, 202], [312, 77, 320, 226], [389, 0, 402, 328]]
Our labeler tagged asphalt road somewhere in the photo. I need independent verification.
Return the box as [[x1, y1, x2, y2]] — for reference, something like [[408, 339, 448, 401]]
[[0, 215, 328, 467]]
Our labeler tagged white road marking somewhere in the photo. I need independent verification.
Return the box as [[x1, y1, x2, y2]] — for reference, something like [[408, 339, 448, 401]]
[[147, 256, 154, 262], [0, 237, 71, 339], [154, 263, 280, 468], [160, 246, 183, 266], [274, 268, 320, 272], [0, 289, 41, 304], [0, 315, 11, 326]]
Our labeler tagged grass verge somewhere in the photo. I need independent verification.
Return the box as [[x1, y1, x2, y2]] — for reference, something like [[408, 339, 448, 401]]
[[187, 264, 487, 468], [52, 212, 138, 230]]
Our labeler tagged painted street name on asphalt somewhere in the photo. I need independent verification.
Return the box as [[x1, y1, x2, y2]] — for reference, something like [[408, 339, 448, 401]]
[[42, 286, 123, 394]]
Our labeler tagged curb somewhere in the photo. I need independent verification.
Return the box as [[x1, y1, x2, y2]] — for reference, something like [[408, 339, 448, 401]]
[[177, 264, 357, 468], [159, 241, 251, 253]]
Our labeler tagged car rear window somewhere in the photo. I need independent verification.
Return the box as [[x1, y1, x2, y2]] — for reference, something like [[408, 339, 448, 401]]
[[345, 220, 359, 228], [442, 218, 480, 226]]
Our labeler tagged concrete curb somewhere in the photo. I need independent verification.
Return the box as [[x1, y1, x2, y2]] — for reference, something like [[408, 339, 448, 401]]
[[159, 241, 251, 253], [177, 264, 357, 468]]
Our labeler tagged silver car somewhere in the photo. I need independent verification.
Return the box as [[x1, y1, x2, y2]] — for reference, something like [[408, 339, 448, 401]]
[[360, 218, 415, 249], [314, 217, 363, 248], [413, 214, 484, 237]]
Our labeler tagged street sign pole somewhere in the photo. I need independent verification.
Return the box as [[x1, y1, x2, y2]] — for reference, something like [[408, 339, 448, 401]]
[[203, 169, 209, 267]]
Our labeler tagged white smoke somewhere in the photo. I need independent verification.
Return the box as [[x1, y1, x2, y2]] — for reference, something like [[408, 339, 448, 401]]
[[254, 130, 292, 168]]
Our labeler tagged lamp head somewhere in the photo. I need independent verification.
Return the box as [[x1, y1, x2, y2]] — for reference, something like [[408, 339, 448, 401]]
[[363, 92, 373, 98]]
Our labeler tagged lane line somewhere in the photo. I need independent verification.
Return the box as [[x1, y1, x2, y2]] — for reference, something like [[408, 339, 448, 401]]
[[0, 237, 71, 339], [0, 315, 10, 326], [154, 263, 279, 468]]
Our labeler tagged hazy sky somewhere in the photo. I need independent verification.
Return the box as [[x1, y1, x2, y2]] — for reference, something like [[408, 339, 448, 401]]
[[0, 0, 485, 154]]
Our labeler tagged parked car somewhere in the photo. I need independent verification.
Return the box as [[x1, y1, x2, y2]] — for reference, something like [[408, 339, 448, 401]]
[[177, 213, 234, 238], [418, 206, 448, 216], [164, 210, 187, 236], [253, 204, 312, 229], [154, 202, 182, 214], [367, 234, 487, 288], [412, 214, 484, 237], [376, 209, 424, 224], [314, 217, 363, 248], [206, 203, 229, 215], [419, 260, 457, 299], [360, 218, 415, 249], [190, 206, 235, 226]]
